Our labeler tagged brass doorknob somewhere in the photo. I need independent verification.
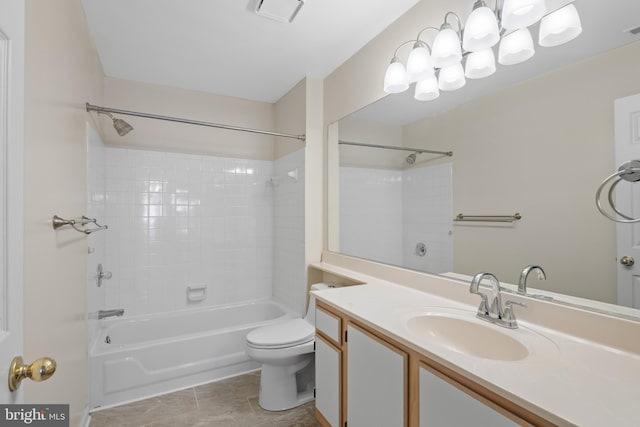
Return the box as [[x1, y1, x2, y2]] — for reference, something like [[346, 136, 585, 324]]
[[8, 356, 56, 392], [621, 256, 635, 267]]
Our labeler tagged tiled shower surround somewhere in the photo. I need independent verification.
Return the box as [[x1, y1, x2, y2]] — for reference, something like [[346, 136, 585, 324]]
[[90, 147, 305, 318], [340, 163, 453, 274]]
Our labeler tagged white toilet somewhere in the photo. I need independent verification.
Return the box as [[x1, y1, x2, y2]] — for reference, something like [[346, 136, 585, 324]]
[[246, 283, 330, 411]]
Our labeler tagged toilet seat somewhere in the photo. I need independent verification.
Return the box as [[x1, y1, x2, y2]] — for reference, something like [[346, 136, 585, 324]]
[[246, 319, 314, 349]]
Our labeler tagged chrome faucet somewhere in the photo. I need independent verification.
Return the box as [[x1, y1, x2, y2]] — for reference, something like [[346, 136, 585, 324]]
[[469, 272, 524, 329], [518, 265, 546, 295], [98, 309, 124, 319]]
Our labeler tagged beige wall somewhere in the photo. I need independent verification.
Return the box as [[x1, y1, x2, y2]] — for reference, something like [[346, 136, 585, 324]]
[[274, 79, 306, 159], [306, 78, 325, 273], [24, 0, 104, 424], [102, 77, 277, 160]]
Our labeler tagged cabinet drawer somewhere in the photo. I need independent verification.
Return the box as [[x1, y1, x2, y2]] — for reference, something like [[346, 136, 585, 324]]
[[316, 307, 342, 345]]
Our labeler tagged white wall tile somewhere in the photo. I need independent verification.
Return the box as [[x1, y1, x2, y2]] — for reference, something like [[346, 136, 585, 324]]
[[87, 127, 107, 344], [339, 167, 403, 266], [273, 149, 306, 316], [339, 163, 453, 274], [90, 144, 305, 320], [403, 163, 453, 274], [101, 147, 277, 317]]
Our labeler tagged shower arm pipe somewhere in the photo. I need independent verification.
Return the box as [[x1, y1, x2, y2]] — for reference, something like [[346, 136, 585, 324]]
[[85, 103, 306, 142], [338, 140, 452, 157]]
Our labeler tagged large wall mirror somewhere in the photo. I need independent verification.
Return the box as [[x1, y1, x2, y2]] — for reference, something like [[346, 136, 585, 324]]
[[327, 0, 640, 317]]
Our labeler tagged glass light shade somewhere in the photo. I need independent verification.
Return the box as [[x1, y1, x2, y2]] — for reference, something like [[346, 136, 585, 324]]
[[406, 46, 435, 83], [383, 60, 409, 94], [498, 28, 535, 65], [462, 6, 500, 52], [438, 63, 466, 91], [414, 76, 440, 101], [501, 0, 546, 30], [538, 4, 582, 47], [465, 48, 496, 79], [431, 26, 463, 68]]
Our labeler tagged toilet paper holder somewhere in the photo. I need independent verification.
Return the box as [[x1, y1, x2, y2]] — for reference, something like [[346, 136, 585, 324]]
[[187, 285, 207, 302]]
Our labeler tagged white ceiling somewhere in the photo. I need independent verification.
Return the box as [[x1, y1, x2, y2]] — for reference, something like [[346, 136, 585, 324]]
[[81, 0, 420, 103]]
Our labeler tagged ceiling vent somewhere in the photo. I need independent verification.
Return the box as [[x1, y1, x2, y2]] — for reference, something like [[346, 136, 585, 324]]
[[254, 0, 304, 23]]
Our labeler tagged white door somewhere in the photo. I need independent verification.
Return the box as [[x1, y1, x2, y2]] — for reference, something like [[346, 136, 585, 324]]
[[615, 93, 640, 308], [315, 335, 341, 427], [0, 0, 25, 402], [346, 324, 406, 427]]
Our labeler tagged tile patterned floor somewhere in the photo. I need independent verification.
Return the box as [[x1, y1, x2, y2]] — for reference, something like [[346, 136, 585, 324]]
[[89, 372, 321, 427]]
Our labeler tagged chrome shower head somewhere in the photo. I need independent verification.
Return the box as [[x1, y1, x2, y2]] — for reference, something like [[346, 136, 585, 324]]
[[111, 117, 134, 136], [406, 152, 417, 164], [100, 111, 134, 136]]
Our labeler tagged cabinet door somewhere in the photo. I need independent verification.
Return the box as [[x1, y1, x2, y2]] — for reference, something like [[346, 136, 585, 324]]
[[315, 334, 341, 427], [347, 324, 407, 427], [419, 364, 518, 427]]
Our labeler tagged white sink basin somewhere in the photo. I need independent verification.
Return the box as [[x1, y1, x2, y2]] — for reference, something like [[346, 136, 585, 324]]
[[406, 310, 530, 361]]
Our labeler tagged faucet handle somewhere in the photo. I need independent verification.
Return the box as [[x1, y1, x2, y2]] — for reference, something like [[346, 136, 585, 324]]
[[506, 300, 526, 307], [477, 294, 490, 316], [503, 300, 526, 322]]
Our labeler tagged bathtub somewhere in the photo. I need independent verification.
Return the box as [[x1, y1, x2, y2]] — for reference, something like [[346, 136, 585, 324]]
[[89, 299, 296, 410]]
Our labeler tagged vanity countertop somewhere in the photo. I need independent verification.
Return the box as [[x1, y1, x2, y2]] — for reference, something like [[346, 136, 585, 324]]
[[312, 279, 640, 427]]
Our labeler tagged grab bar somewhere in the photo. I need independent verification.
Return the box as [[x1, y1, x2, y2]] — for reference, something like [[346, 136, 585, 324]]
[[595, 160, 640, 223], [454, 213, 522, 223], [52, 215, 108, 234]]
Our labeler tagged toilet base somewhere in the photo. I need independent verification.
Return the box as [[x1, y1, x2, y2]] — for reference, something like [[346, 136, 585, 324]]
[[257, 353, 315, 411]]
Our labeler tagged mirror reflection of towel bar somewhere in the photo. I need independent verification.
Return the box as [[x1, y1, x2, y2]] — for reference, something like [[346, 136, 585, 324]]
[[52, 215, 108, 234], [454, 213, 522, 223]]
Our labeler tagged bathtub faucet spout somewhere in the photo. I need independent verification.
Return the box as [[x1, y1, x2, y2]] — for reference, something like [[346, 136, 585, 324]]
[[98, 309, 124, 319]]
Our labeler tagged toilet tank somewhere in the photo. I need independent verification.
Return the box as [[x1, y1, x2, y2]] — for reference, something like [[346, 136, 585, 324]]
[[305, 283, 332, 325]]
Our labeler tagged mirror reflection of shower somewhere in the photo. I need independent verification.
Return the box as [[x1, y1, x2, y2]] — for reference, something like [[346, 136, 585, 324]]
[[338, 140, 453, 167], [405, 152, 419, 164]]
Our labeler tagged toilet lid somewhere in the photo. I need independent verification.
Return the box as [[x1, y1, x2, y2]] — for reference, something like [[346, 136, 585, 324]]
[[246, 319, 315, 349]]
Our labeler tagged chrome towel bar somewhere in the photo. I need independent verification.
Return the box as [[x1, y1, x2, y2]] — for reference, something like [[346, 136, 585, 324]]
[[52, 215, 108, 234], [595, 160, 640, 223], [454, 213, 522, 223]]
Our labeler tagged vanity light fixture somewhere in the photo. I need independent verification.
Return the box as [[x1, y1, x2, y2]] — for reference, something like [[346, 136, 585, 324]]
[[498, 27, 535, 65], [465, 48, 497, 79], [406, 42, 435, 83], [383, 57, 410, 94], [438, 63, 466, 91], [501, 0, 547, 30], [383, 0, 582, 101], [431, 13, 464, 68], [414, 75, 440, 101], [538, 3, 582, 47]]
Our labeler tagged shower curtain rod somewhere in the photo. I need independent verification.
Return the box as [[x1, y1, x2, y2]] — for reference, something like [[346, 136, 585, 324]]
[[339, 140, 452, 157], [85, 103, 306, 141]]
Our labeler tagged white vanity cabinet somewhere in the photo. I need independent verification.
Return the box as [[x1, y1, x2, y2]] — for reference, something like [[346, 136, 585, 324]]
[[418, 363, 517, 427], [346, 323, 407, 427], [314, 301, 546, 427], [315, 306, 343, 427]]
